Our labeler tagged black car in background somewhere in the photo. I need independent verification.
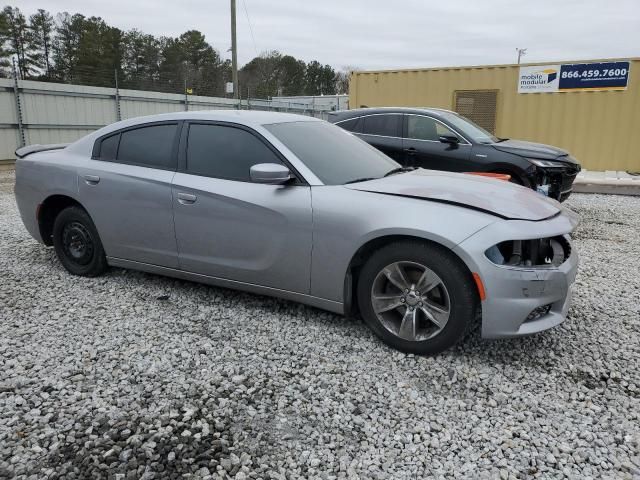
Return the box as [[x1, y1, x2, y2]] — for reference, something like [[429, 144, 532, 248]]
[[328, 107, 581, 201]]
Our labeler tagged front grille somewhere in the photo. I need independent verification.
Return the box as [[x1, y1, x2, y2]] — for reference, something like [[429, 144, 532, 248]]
[[543, 162, 580, 199]]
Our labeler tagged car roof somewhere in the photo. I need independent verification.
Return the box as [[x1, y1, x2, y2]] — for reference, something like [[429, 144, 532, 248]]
[[65, 110, 322, 156], [328, 107, 457, 120], [120, 110, 322, 127]]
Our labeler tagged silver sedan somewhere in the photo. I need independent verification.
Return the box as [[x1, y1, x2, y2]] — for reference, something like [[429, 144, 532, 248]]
[[14, 111, 579, 354]]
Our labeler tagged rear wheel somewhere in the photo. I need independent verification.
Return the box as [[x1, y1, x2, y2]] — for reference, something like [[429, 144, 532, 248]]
[[357, 241, 478, 354], [52, 206, 107, 277]]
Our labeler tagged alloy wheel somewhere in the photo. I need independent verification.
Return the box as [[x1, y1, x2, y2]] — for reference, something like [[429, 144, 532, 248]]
[[370, 261, 451, 341]]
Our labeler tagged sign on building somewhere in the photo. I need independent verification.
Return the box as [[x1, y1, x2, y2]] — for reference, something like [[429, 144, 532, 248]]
[[518, 61, 630, 93]]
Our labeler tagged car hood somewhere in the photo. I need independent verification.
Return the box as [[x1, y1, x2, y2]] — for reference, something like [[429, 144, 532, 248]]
[[491, 139, 576, 162], [345, 169, 562, 221]]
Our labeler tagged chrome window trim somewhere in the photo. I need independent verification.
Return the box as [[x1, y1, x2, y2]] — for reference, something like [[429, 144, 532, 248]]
[[335, 113, 472, 145]]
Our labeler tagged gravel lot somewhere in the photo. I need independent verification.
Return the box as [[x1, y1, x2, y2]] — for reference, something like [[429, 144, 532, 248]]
[[1, 168, 638, 480]]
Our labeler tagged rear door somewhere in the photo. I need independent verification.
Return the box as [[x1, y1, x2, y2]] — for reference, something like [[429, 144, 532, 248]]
[[402, 114, 473, 171], [357, 113, 404, 162], [77, 122, 180, 268], [171, 122, 312, 293]]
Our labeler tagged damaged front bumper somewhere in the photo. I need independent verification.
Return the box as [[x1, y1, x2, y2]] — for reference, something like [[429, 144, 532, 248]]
[[454, 208, 579, 338], [531, 162, 582, 202]]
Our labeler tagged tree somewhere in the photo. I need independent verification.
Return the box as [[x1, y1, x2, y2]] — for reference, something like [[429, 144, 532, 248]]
[[335, 66, 357, 94], [0, 5, 344, 97], [0, 9, 11, 76], [52, 13, 85, 81], [121, 29, 162, 89], [28, 9, 54, 78], [75, 17, 122, 86], [52, 13, 122, 86], [1, 6, 33, 78], [305, 60, 337, 95], [239, 50, 283, 98], [278, 55, 306, 96], [157, 30, 227, 96]]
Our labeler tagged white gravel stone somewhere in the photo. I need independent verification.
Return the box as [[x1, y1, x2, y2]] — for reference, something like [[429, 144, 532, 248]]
[[0, 169, 639, 479]]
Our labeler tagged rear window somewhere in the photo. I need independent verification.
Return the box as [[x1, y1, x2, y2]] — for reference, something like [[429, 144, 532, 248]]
[[362, 114, 401, 137], [98, 134, 119, 160], [116, 124, 178, 169]]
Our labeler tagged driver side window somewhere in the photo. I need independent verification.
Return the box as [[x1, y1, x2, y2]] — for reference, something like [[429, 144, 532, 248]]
[[186, 123, 284, 182], [407, 116, 457, 142]]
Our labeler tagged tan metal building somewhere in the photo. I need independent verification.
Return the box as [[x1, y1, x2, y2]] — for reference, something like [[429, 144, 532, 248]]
[[349, 58, 639, 172]]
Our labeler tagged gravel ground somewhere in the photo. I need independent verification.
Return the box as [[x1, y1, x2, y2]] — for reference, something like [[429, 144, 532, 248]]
[[1, 168, 639, 480]]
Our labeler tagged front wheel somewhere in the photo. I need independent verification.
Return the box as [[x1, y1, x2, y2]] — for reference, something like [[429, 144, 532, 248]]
[[52, 206, 107, 277], [357, 241, 478, 355]]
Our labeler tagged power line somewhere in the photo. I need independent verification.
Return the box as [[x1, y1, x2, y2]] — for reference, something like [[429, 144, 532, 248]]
[[241, 0, 259, 57]]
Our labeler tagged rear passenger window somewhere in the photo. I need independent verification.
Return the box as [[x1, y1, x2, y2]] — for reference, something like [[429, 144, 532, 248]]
[[362, 115, 401, 137], [337, 117, 362, 133], [117, 124, 178, 169], [99, 134, 119, 160], [186, 124, 283, 182]]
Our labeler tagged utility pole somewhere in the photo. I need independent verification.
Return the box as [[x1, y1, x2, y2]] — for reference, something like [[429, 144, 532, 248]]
[[230, 0, 239, 99], [516, 48, 527, 65]]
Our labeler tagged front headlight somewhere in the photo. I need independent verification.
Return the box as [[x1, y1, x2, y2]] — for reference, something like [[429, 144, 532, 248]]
[[485, 236, 571, 267], [528, 158, 566, 168]]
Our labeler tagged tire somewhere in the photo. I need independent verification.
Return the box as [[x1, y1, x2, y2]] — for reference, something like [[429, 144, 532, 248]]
[[52, 206, 107, 277], [357, 241, 478, 355]]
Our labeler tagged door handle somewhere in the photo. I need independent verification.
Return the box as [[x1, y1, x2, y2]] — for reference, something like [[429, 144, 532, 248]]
[[403, 148, 417, 155], [177, 192, 197, 205], [84, 175, 100, 185]]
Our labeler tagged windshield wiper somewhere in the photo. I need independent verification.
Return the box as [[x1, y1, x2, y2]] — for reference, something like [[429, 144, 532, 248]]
[[496, 138, 509, 143], [344, 177, 377, 184], [384, 166, 416, 177]]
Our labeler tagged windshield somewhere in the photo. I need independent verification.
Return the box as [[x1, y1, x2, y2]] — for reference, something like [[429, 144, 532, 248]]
[[438, 112, 499, 144], [264, 121, 399, 185]]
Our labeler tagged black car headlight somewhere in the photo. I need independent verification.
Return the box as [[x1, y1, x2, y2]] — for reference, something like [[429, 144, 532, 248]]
[[528, 158, 567, 168]]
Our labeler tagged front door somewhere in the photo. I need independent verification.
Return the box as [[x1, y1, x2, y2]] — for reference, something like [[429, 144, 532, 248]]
[[78, 122, 180, 268], [402, 114, 473, 172], [171, 122, 313, 294]]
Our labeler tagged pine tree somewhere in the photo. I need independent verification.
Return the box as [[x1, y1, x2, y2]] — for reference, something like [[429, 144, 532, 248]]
[[28, 9, 55, 78], [1, 6, 33, 78], [0, 9, 11, 76]]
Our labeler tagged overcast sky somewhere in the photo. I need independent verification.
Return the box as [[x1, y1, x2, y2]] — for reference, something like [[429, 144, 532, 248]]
[[15, 0, 640, 70]]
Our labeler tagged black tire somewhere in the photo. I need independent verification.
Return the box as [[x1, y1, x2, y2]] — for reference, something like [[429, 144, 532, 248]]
[[357, 241, 478, 355], [52, 206, 107, 277]]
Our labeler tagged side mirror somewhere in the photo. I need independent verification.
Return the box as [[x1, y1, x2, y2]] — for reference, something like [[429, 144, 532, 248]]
[[438, 134, 460, 145], [250, 163, 292, 184]]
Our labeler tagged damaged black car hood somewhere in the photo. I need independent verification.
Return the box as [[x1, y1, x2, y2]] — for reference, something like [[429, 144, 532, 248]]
[[491, 139, 578, 163]]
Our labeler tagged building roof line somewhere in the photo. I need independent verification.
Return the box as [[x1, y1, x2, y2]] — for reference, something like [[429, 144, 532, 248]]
[[351, 57, 640, 75]]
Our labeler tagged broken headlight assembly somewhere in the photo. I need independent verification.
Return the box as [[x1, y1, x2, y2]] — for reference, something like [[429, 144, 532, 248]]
[[485, 236, 571, 267], [527, 158, 567, 169]]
